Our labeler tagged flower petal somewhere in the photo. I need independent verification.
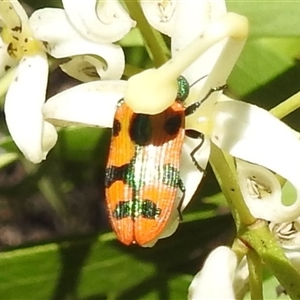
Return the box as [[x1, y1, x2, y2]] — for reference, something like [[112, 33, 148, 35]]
[[43, 80, 127, 128], [62, 0, 136, 43], [42, 121, 58, 155], [4, 52, 57, 163], [186, 11, 248, 134], [181, 136, 209, 209], [233, 257, 249, 297], [188, 246, 237, 300], [30, 8, 125, 80], [30, 8, 80, 42], [0, 0, 28, 28], [57, 43, 124, 81], [10, 0, 28, 23], [171, 0, 227, 86], [211, 99, 300, 222], [140, 0, 177, 36]]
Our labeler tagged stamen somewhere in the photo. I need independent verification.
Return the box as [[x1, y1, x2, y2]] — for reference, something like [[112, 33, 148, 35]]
[[158, 1, 173, 22], [2, 25, 44, 60], [271, 222, 298, 241], [247, 177, 272, 199]]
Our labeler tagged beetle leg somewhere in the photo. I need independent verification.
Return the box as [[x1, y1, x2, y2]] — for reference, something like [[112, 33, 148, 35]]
[[177, 178, 186, 221], [176, 132, 206, 221], [185, 130, 206, 173]]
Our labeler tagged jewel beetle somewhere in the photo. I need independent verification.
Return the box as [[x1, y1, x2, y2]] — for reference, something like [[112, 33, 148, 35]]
[[105, 76, 224, 246]]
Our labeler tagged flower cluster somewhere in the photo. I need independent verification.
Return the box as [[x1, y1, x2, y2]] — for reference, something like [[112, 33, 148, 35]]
[[1, 0, 300, 298], [1, 0, 135, 163]]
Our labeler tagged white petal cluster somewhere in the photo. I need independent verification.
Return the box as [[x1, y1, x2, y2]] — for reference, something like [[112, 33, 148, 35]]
[[1, 0, 134, 163]]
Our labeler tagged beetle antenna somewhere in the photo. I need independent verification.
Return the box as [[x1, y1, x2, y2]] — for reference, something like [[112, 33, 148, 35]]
[[190, 75, 208, 88], [185, 84, 227, 116]]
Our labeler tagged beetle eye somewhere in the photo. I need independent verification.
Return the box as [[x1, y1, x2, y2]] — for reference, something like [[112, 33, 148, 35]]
[[176, 75, 190, 103]]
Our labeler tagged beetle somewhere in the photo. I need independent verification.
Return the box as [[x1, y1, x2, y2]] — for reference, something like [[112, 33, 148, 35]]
[[105, 76, 224, 246]]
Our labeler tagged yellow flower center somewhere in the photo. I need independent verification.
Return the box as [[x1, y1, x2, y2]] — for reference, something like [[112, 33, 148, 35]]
[[0, 1, 44, 60], [1, 26, 44, 60]]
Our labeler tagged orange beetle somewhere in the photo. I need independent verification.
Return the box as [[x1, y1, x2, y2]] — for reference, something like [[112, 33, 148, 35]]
[[105, 76, 223, 246]]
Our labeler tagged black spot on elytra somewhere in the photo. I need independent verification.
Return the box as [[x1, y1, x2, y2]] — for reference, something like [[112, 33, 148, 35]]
[[164, 114, 182, 135], [105, 164, 129, 187], [129, 114, 152, 145], [112, 119, 121, 136], [112, 199, 161, 220], [163, 164, 180, 187], [113, 201, 131, 219], [141, 199, 161, 219]]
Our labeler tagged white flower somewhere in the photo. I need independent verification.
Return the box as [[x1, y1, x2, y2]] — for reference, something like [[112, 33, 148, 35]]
[[188, 246, 248, 300], [230, 97, 300, 223], [1, 0, 133, 163], [61, 0, 136, 43], [0, 0, 54, 163], [41, 1, 300, 244]]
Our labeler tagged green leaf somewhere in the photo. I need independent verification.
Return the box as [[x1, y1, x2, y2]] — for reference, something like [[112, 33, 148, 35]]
[[59, 127, 110, 164], [0, 215, 233, 299], [119, 28, 144, 47], [229, 38, 298, 97], [228, 0, 300, 37], [0, 137, 19, 154], [23, 0, 62, 9]]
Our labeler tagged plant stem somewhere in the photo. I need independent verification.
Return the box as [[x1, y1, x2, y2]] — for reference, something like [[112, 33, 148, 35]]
[[270, 91, 300, 119], [232, 238, 248, 263], [209, 143, 255, 228], [247, 250, 263, 300], [241, 220, 300, 300], [124, 0, 169, 68]]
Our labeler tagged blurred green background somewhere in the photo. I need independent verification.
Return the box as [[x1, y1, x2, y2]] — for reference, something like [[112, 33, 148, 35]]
[[0, 0, 299, 299]]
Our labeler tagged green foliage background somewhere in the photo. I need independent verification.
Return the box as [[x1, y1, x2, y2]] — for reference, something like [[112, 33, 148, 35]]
[[0, 0, 299, 299]]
